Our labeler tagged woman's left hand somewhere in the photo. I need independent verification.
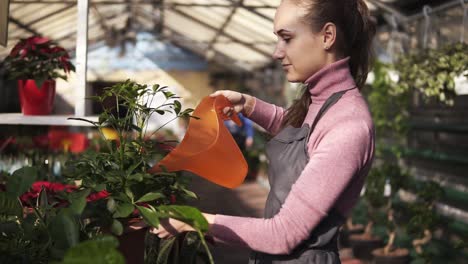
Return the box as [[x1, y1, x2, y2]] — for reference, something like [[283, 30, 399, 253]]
[[150, 218, 195, 238]]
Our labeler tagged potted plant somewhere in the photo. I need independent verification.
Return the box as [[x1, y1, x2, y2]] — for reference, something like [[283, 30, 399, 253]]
[[65, 80, 213, 263], [405, 181, 443, 263], [0, 166, 127, 263], [370, 164, 411, 264], [348, 166, 385, 261], [395, 42, 468, 106], [2, 36, 75, 115]]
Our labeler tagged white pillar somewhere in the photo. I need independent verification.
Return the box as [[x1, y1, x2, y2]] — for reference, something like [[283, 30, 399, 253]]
[[75, 0, 89, 117]]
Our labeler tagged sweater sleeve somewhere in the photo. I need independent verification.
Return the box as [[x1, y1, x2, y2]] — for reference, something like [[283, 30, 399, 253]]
[[247, 98, 286, 135], [209, 120, 373, 255]]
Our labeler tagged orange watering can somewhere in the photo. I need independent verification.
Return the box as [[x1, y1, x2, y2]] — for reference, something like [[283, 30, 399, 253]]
[[149, 95, 248, 188]]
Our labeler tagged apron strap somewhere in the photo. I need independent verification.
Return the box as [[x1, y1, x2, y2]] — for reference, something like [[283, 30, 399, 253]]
[[308, 87, 356, 138]]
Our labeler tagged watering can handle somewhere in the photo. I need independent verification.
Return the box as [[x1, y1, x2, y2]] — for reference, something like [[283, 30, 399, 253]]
[[214, 95, 243, 127]]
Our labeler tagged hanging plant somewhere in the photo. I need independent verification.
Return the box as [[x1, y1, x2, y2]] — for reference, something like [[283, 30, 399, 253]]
[[395, 42, 468, 105]]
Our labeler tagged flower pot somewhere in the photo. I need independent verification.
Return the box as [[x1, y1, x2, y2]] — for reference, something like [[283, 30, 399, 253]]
[[349, 234, 383, 261], [372, 248, 410, 264], [118, 227, 147, 264], [17, 79, 56, 115]]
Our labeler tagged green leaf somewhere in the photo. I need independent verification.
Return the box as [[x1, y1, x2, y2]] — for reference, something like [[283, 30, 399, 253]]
[[6, 166, 38, 198], [111, 219, 123, 236], [113, 202, 134, 218], [158, 205, 209, 232], [181, 188, 198, 200], [136, 192, 165, 203], [49, 211, 79, 250], [62, 236, 125, 264], [0, 192, 22, 217], [179, 232, 202, 264], [67, 117, 98, 126], [156, 237, 177, 264], [107, 198, 117, 213], [125, 188, 134, 202], [136, 205, 160, 228], [34, 75, 47, 89], [38, 186, 48, 208], [94, 184, 107, 192], [69, 189, 91, 215]]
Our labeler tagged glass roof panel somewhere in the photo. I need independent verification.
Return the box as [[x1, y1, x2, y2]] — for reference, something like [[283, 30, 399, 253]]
[[175, 6, 231, 29], [165, 10, 217, 42]]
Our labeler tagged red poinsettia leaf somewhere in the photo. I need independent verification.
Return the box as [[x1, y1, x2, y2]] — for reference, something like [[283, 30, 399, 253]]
[[10, 43, 24, 57], [87, 190, 110, 202], [19, 49, 28, 59], [30, 36, 50, 45]]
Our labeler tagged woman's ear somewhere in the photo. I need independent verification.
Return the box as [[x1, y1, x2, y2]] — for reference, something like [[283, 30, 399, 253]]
[[321, 22, 337, 51]]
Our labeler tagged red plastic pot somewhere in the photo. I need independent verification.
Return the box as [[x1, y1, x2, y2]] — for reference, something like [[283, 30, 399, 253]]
[[17, 79, 56, 115]]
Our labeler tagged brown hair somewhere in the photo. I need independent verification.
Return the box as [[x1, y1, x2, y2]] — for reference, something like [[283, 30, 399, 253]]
[[282, 0, 376, 128]]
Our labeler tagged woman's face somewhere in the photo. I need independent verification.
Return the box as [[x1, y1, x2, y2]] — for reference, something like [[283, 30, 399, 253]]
[[273, 0, 327, 83]]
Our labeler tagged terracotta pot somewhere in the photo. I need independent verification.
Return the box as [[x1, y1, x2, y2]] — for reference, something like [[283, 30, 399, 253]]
[[372, 248, 410, 264], [17, 79, 56, 115], [349, 234, 383, 261]]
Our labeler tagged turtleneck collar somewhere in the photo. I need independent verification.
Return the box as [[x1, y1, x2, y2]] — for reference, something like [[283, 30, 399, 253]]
[[304, 57, 356, 103]]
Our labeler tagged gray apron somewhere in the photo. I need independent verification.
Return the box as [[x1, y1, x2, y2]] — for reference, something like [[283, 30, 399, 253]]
[[249, 89, 353, 264]]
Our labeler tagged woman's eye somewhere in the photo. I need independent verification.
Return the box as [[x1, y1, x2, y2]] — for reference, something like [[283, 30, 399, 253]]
[[283, 37, 291, 43]]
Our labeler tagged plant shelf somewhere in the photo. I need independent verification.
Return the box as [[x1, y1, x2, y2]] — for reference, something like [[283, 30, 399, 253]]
[[0, 113, 98, 126]]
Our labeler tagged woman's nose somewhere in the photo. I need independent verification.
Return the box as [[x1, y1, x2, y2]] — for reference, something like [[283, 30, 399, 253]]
[[272, 44, 285, 60]]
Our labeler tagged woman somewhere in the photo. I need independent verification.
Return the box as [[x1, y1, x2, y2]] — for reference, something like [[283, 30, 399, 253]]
[[152, 0, 376, 262]]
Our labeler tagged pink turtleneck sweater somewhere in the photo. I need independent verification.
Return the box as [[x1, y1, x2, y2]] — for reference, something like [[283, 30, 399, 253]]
[[209, 58, 375, 255]]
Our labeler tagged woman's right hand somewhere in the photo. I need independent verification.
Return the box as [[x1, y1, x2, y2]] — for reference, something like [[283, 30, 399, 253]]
[[210, 90, 255, 117]]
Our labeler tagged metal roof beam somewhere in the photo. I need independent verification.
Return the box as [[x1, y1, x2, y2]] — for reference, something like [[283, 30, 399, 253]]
[[207, 0, 242, 52], [24, 4, 76, 28], [9, 16, 41, 36], [170, 7, 271, 59]]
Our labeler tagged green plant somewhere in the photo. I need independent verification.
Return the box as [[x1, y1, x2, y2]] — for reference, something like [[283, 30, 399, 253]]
[[65, 80, 213, 263], [406, 181, 444, 262], [395, 42, 468, 106], [0, 167, 101, 263], [2, 36, 75, 87]]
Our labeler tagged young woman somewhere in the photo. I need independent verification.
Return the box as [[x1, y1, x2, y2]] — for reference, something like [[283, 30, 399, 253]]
[[151, 0, 376, 262]]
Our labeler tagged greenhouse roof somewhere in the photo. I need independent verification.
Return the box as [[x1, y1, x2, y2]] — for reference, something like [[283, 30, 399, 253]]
[[1, 0, 466, 72]]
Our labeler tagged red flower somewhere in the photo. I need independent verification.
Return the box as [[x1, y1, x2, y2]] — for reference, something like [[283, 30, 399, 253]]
[[87, 190, 110, 202], [19, 181, 76, 204], [170, 194, 176, 204], [28, 36, 50, 45]]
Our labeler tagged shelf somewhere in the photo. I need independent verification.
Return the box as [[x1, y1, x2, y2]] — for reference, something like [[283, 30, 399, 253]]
[[0, 113, 99, 126]]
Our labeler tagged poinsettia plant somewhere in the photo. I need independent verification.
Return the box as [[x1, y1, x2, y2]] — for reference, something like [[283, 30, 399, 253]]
[[3, 36, 75, 87]]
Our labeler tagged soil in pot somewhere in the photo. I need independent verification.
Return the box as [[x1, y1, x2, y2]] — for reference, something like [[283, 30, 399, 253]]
[[372, 248, 410, 264], [349, 234, 383, 261]]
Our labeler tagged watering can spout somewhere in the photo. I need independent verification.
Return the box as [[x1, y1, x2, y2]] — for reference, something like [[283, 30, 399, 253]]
[[149, 95, 248, 189]]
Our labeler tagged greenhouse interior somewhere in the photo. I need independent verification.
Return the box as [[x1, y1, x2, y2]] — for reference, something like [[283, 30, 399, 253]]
[[0, 0, 467, 263]]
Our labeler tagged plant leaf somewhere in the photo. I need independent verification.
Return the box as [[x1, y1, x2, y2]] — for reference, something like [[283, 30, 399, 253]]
[[62, 236, 125, 264], [158, 205, 208, 232], [156, 237, 176, 264], [113, 202, 134, 218], [136, 205, 160, 228], [0, 192, 22, 217], [111, 219, 123, 236], [69, 189, 91, 215], [136, 192, 165, 203], [6, 166, 38, 198]]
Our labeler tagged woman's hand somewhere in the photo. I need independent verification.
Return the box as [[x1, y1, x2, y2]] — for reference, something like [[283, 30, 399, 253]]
[[127, 213, 216, 239], [210, 90, 255, 117], [150, 218, 195, 239]]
